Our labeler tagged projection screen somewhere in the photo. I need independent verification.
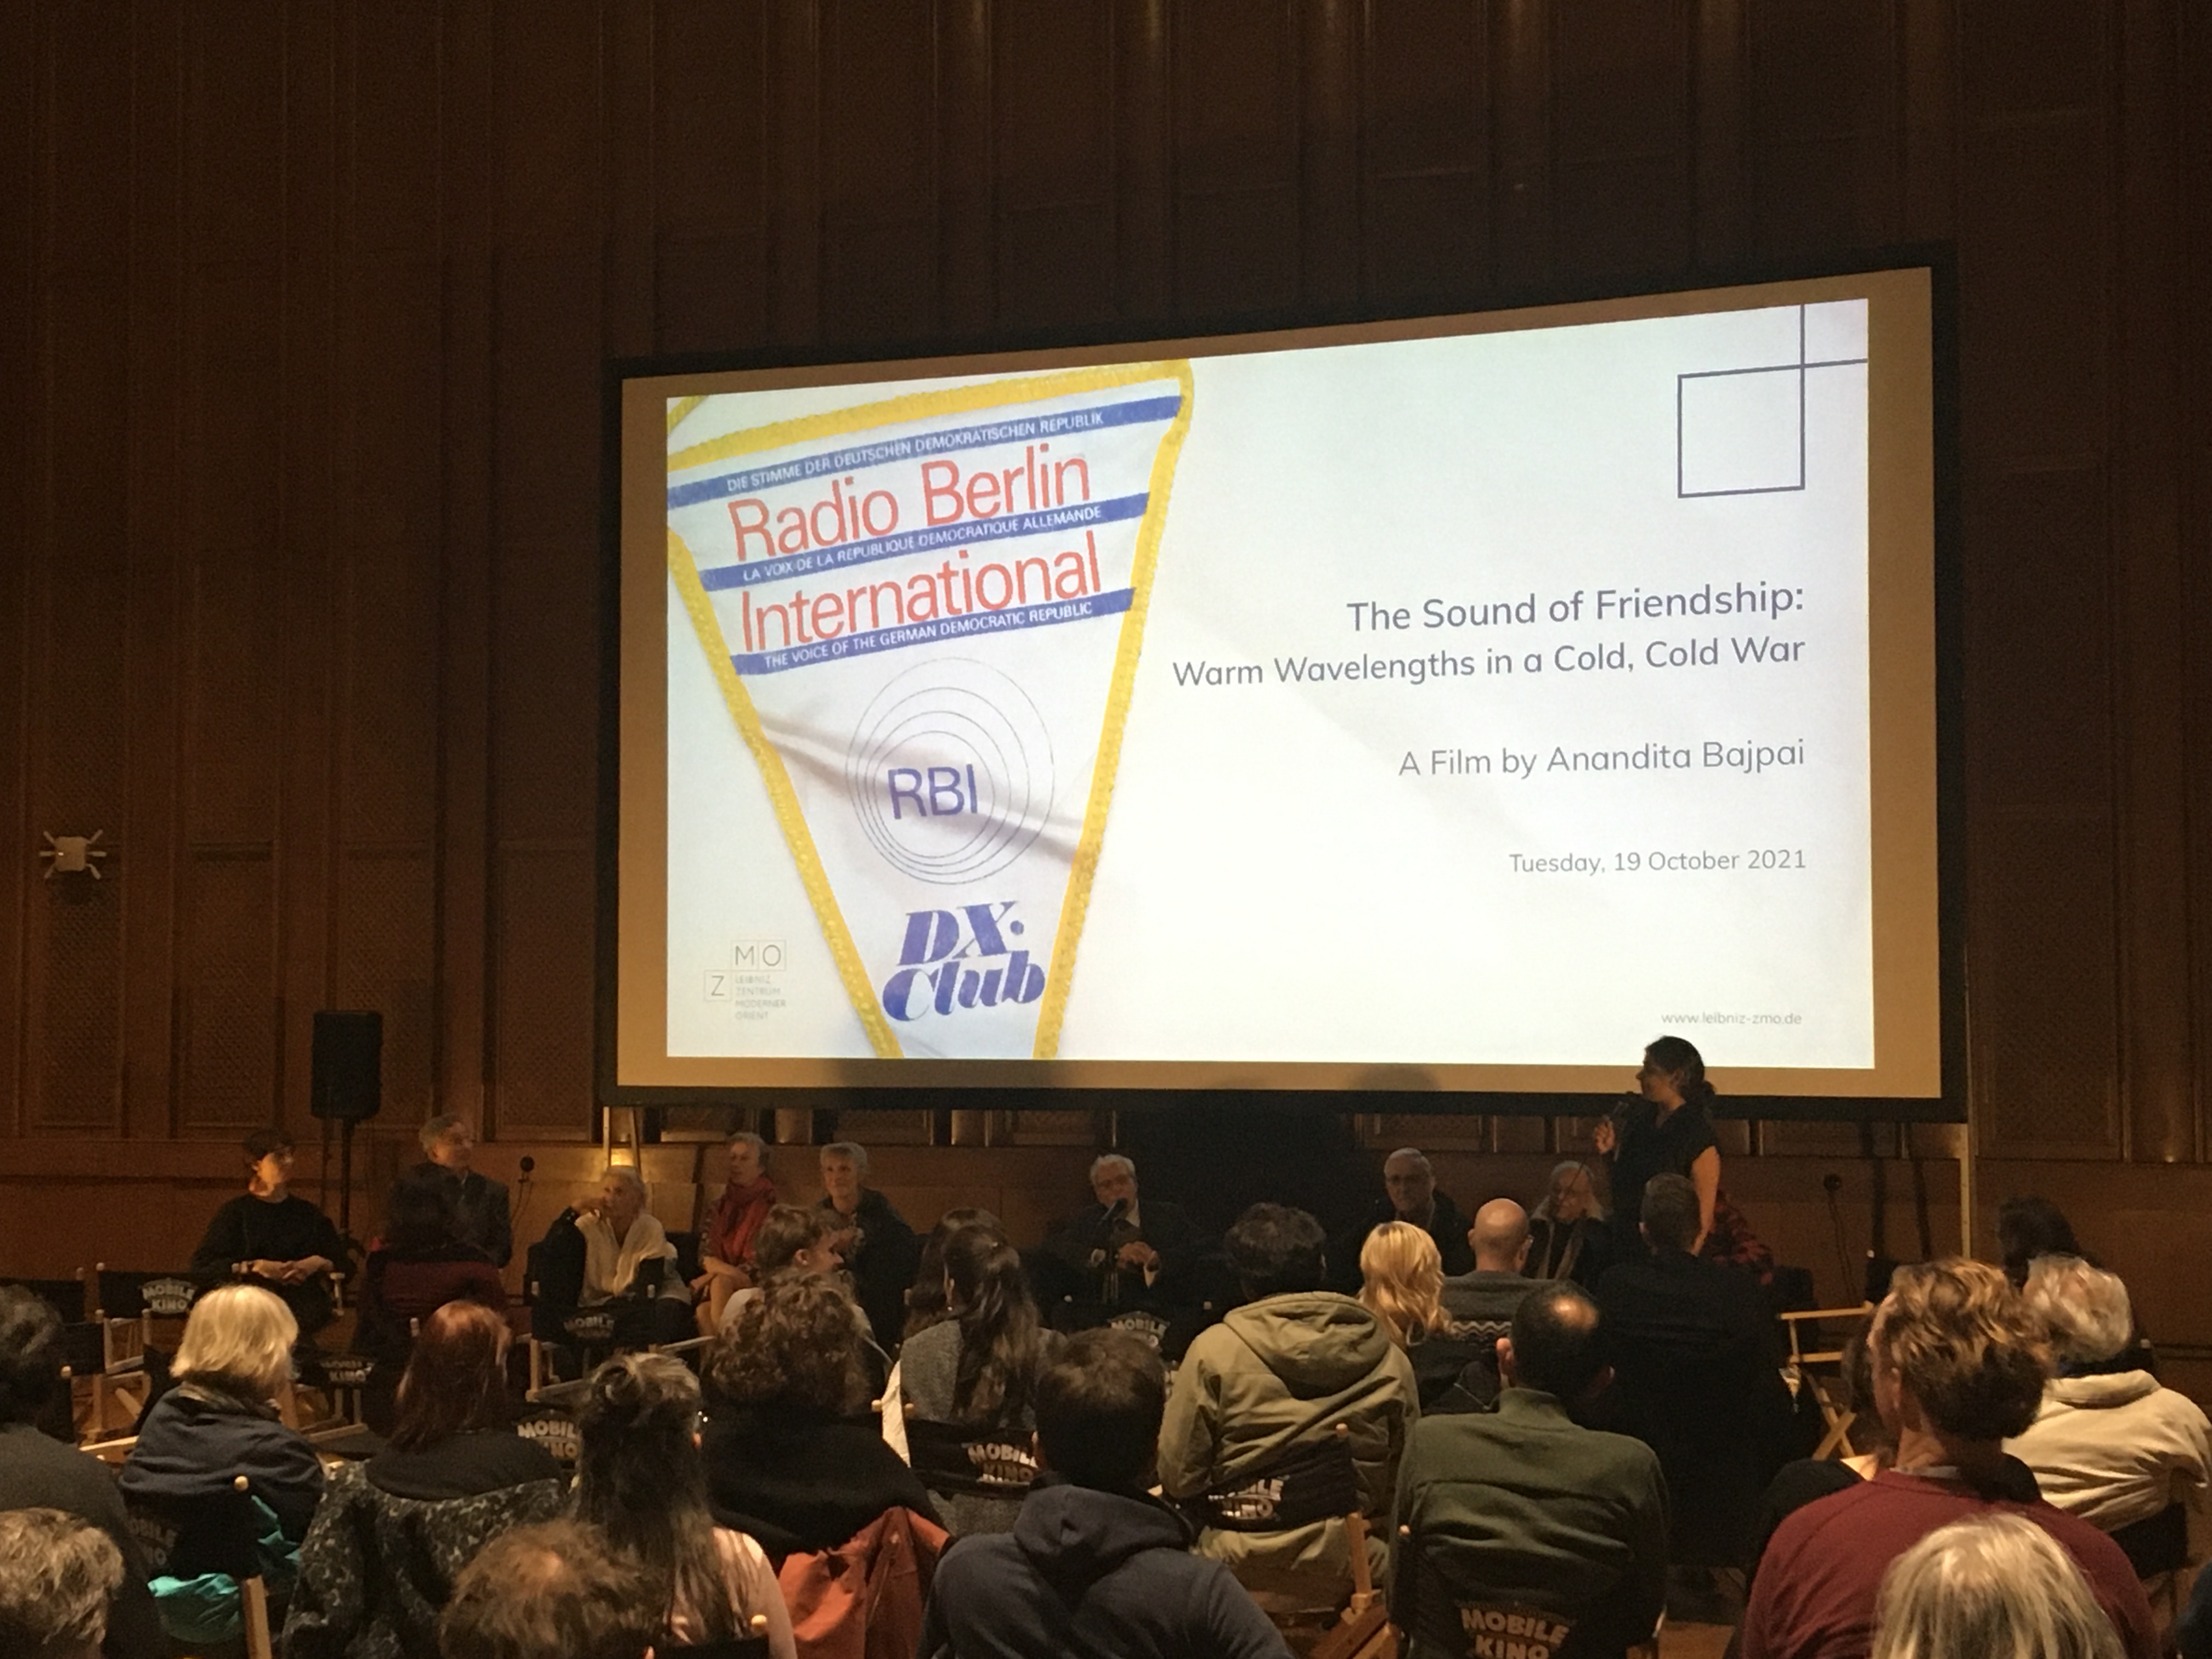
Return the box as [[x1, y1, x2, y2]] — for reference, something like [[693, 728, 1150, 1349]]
[[606, 265, 1952, 1108]]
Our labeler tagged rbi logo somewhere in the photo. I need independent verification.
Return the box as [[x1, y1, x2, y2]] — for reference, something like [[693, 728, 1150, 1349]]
[[847, 659, 1053, 885]]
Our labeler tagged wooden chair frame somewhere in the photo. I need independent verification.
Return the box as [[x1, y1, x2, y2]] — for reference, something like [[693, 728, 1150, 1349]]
[[1778, 1303, 1875, 1461]]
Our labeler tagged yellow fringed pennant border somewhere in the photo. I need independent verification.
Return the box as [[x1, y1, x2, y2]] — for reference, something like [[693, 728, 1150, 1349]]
[[664, 360, 1195, 1061]]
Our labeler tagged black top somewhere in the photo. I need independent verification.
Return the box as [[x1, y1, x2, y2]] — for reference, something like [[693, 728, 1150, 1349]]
[[191, 1192, 348, 1334], [1042, 1199, 1208, 1306], [701, 1397, 940, 1564], [366, 1429, 561, 1502], [0, 1421, 166, 1659], [1607, 1099, 1719, 1235], [120, 1382, 327, 1544], [1333, 1190, 1477, 1293], [815, 1188, 919, 1353]]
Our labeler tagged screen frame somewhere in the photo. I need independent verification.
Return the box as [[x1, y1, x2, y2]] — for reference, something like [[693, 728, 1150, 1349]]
[[596, 249, 1965, 1122]]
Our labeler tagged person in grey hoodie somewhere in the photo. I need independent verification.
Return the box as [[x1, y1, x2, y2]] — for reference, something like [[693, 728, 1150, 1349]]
[[1158, 1204, 1419, 1619], [920, 1327, 1289, 1659]]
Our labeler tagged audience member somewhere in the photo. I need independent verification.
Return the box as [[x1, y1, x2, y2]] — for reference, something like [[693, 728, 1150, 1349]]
[[1391, 1283, 1667, 1659], [885, 1223, 1055, 1533], [283, 1302, 566, 1658], [0, 1508, 125, 1659], [562, 1166, 692, 1347], [1594, 1172, 1790, 1582], [1593, 1035, 1722, 1251], [1869, 1513, 2124, 1659], [2009, 1256, 2211, 1575], [1359, 1222, 1491, 1411], [1437, 1198, 1541, 1408], [575, 1352, 795, 1657], [712, 1203, 845, 1333], [190, 1127, 347, 1340], [920, 1327, 1292, 1659], [1041, 1154, 1206, 1313], [354, 1171, 505, 1424], [904, 1207, 1001, 1338], [815, 1141, 920, 1352], [1740, 1259, 2159, 1659], [437, 1520, 655, 1659], [692, 1130, 777, 1334], [1159, 1203, 1418, 1617], [1527, 1159, 1614, 1287], [410, 1115, 512, 1268], [120, 1283, 324, 1542], [1334, 1148, 1475, 1290], [1999, 1195, 2086, 1290], [701, 1271, 939, 1563], [0, 1289, 162, 1659]]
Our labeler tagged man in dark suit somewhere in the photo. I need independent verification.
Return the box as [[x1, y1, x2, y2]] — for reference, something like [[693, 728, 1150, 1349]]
[[1593, 1173, 1791, 1599], [410, 1114, 512, 1267], [1333, 1147, 1477, 1293], [1042, 1154, 1207, 1313]]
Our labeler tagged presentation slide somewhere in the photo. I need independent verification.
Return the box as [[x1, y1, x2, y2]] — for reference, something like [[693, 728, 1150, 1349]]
[[613, 269, 1942, 1099]]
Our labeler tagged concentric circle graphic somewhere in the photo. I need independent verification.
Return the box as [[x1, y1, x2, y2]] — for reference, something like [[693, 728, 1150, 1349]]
[[846, 659, 1055, 886]]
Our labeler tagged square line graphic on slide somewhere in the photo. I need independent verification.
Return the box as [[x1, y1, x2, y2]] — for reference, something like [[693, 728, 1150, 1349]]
[[1677, 302, 1869, 497], [663, 364, 1194, 1060]]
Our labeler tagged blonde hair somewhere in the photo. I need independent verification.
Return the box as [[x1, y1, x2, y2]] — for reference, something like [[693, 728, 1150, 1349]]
[[1358, 1221, 1449, 1349], [2022, 1255, 2134, 1367], [1871, 1512, 2122, 1659], [1871, 1259, 2049, 1442], [172, 1284, 296, 1401]]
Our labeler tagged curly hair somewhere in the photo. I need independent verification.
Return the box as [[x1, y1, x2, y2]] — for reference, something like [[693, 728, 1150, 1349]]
[[1871, 1259, 2050, 1442], [1358, 1221, 1449, 1348], [703, 1271, 868, 1415]]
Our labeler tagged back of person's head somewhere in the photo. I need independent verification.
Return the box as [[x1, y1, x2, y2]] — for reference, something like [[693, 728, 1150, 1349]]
[[1997, 1195, 2082, 1286], [2022, 1255, 2134, 1369], [1872, 1259, 2049, 1443], [1870, 1511, 2123, 1659], [574, 1353, 730, 1643], [1035, 1327, 1165, 1492], [0, 1508, 123, 1659], [943, 1222, 1045, 1424], [0, 1287, 64, 1426], [705, 1270, 867, 1415], [1639, 1173, 1701, 1253], [1643, 1034, 1713, 1102], [388, 1300, 512, 1454], [1358, 1221, 1448, 1348], [173, 1283, 296, 1402], [1470, 1198, 1531, 1270], [1226, 1203, 1329, 1300], [440, 1520, 656, 1659], [1511, 1282, 1609, 1401], [751, 1203, 838, 1274], [383, 1168, 466, 1254], [906, 1206, 1001, 1337]]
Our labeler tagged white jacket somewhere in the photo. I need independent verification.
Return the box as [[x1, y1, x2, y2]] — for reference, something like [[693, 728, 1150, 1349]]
[[2006, 1370, 2212, 1534]]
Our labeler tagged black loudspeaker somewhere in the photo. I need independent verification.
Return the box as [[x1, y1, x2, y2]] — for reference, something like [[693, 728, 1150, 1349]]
[[310, 1010, 383, 1122]]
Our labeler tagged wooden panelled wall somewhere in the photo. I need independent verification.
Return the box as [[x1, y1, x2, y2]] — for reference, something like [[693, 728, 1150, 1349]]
[[2, 2, 2210, 1278]]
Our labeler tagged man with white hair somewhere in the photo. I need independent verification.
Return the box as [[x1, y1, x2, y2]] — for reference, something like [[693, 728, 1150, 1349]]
[[1043, 1153, 1206, 1313], [1334, 1147, 1476, 1291], [2007, 1255, 2212, 1594], [407, 1113, 512, 1266]]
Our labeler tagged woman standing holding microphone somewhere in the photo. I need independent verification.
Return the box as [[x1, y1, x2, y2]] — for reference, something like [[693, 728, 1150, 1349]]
[[1593, 1035, 1723, 1256]]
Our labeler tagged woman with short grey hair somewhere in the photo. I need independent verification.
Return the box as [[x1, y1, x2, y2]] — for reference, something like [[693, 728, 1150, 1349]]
[[2007, 1256, 2212, 1582], [1870, 1511, 2122, 1659]]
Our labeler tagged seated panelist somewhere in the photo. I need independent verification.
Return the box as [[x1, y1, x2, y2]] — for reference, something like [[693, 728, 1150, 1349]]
[[1041, 1154, 1204, 1311], [190, 1127, 346, 1341]]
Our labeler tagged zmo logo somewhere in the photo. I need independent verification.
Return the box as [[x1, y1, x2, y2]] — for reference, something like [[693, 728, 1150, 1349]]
[[731, 939, 786, 969]]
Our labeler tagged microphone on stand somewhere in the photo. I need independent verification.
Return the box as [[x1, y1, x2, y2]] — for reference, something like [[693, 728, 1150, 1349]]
[[1097, 1197, 1131, 1307]]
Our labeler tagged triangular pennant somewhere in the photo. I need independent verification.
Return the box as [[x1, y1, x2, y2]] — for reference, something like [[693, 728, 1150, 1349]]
[[664, 363, 1193, 1059]]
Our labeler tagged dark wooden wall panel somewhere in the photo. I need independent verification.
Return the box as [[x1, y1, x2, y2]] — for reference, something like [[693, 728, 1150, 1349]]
[[0, 0, 2204, 1188]]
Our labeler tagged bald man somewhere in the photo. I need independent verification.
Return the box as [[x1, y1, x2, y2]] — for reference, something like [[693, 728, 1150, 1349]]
[[1437, 1199, 1541, 1408], [1332, 1148, 1476, 1293]]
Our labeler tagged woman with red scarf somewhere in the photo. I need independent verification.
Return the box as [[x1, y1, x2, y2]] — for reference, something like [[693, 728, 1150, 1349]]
[[693, 1131, 777, 1334]]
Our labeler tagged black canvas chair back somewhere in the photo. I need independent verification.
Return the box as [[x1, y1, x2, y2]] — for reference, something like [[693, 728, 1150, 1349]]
[[97, 1269, 199, 1322], [56, 1321, 106, 1378], [2111, 1501, 2188, 1579], [514, 1401, 583, 1466], [905, 1417, 1042, 1500], [1398, 1519, 1610, 1659], [123, 1482, 263, 1582], [1182, 1430, 1361, 1533]]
